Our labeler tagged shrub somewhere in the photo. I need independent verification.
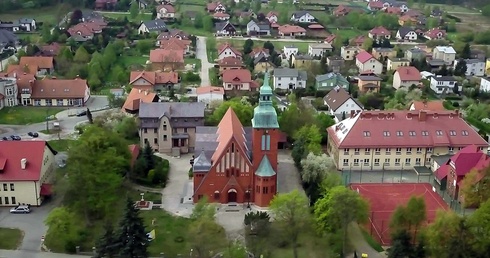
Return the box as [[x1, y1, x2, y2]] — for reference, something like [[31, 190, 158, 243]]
[[64, 240, 77, 254], [452, 101, 460, 107], [445, 96, 462, 101], [188, 168, 193, 178]]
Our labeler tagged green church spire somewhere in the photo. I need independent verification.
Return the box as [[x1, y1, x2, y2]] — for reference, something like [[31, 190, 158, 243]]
[[252, 72, 279, 128]]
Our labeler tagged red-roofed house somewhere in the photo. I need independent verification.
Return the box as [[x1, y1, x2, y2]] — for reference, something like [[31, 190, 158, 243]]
[[0, 141, 56, 206], [351, 35, 366, 47], [326, 110, 489, 171], [393, 66, 421, 89], [213, 12, 231, 21], [218, 57, 244, 74], [122, 88, 159, 114], [129, 71, 180, 91], [368, 26, 391, 40], [324, 34, 337, 44], [19, 56, 54, 76], [158, 38, 191, 54], [355, 51, 383, 75], [30, 77, 90, 106], [39, 43, 61, 57], [368, 1, 384, 11], [218, 43, 242, 60], [197, 86, 224, 104], [409, 100, 445, 111], [221, 69, 255, 91], [207, 1, 226, 13], [424, 28, 446, 40], [385, 6, 401, 15], [266, 11, 278, 23], [67, 21, 107, 40], [334, 5, 351, 16], [278, 25, 306, 38], [156, 4, 176, 19], [149, 49, 184, 71]]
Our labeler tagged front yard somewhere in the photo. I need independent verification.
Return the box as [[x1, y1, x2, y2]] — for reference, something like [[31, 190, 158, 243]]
[[47, 139, 74, 152], [0, 228, 23, 250], [0, 107, 65, 125], [185, 58, 202, 70]]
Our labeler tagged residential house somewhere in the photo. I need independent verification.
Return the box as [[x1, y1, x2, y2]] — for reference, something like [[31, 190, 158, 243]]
[[129, 70, 180, 92], [138, 102, 206, 155], [393, 66, 421, 89], [273, 68, 307, 90], [0, 141, 56, 206], [18, 18, 36, 32], [156, 4, 176, 19], [479, 77, 490, 93], [486, 58, 490, 76], [427, 59, 446, 72], [197, 86, 225, 105], [218, 43, 242, 60], [341, 46, 359, 61], [368, 1, 384, 11], [316, 72, 349, 91], [159, 38, 191, 54], [0, 29, 19, 53], [334, 5, 351, 16], [222, 69, 256, 92], [350, 35, 366, 47], [424, 28, 446, 40], [430, 76, 460, 94], [357, 74, 382, 93], [0, 77, 18, 108], [368, 26, 391, 41], [434, 145, 490, 203], [308, 43, 333, 57], [282, 45, 298, 59], [430, 8, 443, 17], [398, 15, 418, 26], [327, 56, 344, 73], [0, 21, 20, 32], [323, 86, 363, 121], [433, 46, 456, 65], [192, 80, 280, 206], [235, 10, 256, 21], [39, 43, 61, 57], [156, 29, 190, 42], [138, 20, 168, 34], [387, 58, 410, 71], [326, 110, 488, 171], [95, 0, 117, 10], [0, 72, 35, 106], [266, 11, 278, 24], [254, 53, 276, 73], [470, 49, 486, 60], [372, 47, 396, 61], [218, 57, 244, 74], [277, 25, 306, 38], [454, 59, 485, 77], [122, 88, 159, 114], [409, 100, 445, 111], [19, 56, 54, 76], [324, 34, 337, 44], [207, 1, 226, 13], [30, 78, 90, 107], [291, 54, 315, 69], [249, 47, 270, 59], [67, 20, 107, 39], [308, 24, 324, 31], [384, 0, 409, 13], [213, 12, 231, 21], [246, 20, 271, 36], [215, 21, 237, 36], [290, 11, 315, 23], [149, 49, 185, 71], [405, 47, 427, 62], [396, 27, 417, 41], [356, 51, 383, 75]]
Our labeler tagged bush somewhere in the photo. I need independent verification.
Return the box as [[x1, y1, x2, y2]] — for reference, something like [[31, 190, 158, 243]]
[[452, 101, 460, 107], [188, 168, 193, 178], [64, 240, 77, 254], [445, 96, 462, 101]]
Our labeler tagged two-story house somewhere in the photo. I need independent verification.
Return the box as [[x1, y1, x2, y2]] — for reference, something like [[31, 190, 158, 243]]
[[138, 102, 206, 155], [19, 56, 54, 76], [246, 20, 270, 36], [393, 66, 421, 89], [387, 57, 410, 71], [215, 21, 237, 36], [266, 11, 278, 23], [405, 47, 427, 62], [0, 77, 18, 109], [480, 77, 490, 93], [430, 75, 460, 94], [218, 57, 244, 74], [372, 47, 397, 61], [341, 46, 360, 61], [454, 59, 485, 77], [290, 11, 316, 23], [433, 46, 456, 65], [396, 27, 417, 41], [368, 26, 391, 41], [356, 51, 383, 75], [218, 43, 242, 60], [129, 70, 180, 92], [291, 54, 315, 69], [308, 43, 333, 57], [424, 28, 446, 40], [323, 86, 363, 121], [357, 74, 382, 93], [207, 1, 226, 13], [316, 72, 349, 91], [156, 4, 176, 19], [138, 20, 167, 34], [222, 69, 256, 91], [282, 45, 298, 59], [254, 53, 276, 73], [30, 78, 91, 107], [122, 88, 159, 114], [213, 12, 231, 21], [149, 49, 184, 71], [197, 86, 224, 105], [327, 56, 344, 73], [273, 68, 307, 90]]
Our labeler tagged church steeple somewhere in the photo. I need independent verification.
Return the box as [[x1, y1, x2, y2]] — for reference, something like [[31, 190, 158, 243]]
[[252, 72, 279, 128]]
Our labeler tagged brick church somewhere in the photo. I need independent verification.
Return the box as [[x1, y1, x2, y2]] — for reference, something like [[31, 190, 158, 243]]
[[192, 73, 279, 207]]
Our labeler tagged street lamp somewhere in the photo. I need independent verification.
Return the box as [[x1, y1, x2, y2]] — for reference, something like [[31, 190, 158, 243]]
[[246, 186, 251, 209], [45, 108, 49, 133]]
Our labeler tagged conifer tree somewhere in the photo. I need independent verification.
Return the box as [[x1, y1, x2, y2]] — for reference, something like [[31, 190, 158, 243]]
[[117, 198, 149, 258], [94, 223, 118, 258]]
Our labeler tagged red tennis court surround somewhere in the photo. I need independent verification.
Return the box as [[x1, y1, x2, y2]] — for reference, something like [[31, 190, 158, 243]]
[[350, 183, 448, 245]]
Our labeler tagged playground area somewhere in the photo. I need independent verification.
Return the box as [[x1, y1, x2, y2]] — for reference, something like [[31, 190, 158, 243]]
[[350, 183, 449, 245]]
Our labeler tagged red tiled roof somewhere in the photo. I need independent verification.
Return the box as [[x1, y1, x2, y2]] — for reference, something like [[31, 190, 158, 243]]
[[308, 24, 324, 29], [356, 51, 374, 63], [218, 43, 241, 57], [218, 56, 244, 67], [368, 1, 384, 8], [40, 43, 61, 56], [207, 1, 222, 11], [222, 69, 252, 83], [0, 141, 55, 181], [278, 24, 306, 34], [0, 72, 36, 94], [425, 28, 446, 39], [6, 64, 38, 75], [324, 34, 336, 44], [369, 26, 390, 36], [352, 35, 366, 44], [213, 12, 230, 18], [385, 7, 401, 14], [122, 87, 157, 112], [435, 164, 449, 181], [31, 78, 88, 99], [128, 144, 140, 168], [196, 86, 224, 95], [149, 49, 184, 63], [157, 4, 175, 13], [449, 145, 490, 177], [327, 110, 489, 148], [129, 71, 179, 85], [19, 56, 53, 70], [266, 11, 278, 18], [399, 15, 417, 22], [404, 10, 421, 17], [334, 5, 351, 16], [411, 100, 445, 111], [271, 22, 280, 28], [159, 38, 190, 51], [395, 66, 421, 81], [212, 108, 249, 161], [67, 21, 107, 37]]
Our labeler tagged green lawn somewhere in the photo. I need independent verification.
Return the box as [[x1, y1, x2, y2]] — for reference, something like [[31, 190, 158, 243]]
[[0, 6, 68, 24], [119, 55, 148, 66], [0, 228, 23, 250], [185, 58, 202, 70], [130, 189, 162, 203], [360, 228, 384, 252], [209, 68, 219, 85], [334, 29, 365, 40], [215, 39, 312, 53], [102, 12, 152, 22], [0, 107, 65, 125], [170, 25, 213, 37], [47, 139, 74, 152], [411, 3, 479, 13]]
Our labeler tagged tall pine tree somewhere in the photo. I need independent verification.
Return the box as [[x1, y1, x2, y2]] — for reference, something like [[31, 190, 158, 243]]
[[95, 223, 118, 258], [117, 198, 149, 258]]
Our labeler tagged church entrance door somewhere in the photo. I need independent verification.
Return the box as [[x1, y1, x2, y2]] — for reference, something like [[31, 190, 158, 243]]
[[227, 189, 237, 203]]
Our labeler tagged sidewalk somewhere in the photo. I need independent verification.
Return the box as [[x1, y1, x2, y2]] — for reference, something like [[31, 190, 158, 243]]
[[347, 223, 386, 258]]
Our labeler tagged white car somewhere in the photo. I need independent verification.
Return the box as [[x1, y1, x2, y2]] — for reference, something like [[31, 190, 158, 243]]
[[10, 205, 30, 214]]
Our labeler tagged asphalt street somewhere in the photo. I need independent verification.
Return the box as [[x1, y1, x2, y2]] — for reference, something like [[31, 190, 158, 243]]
[[196, 36, 213, 86]]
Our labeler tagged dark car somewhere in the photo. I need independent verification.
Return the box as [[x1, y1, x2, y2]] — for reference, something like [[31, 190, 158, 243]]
[[10, 135, 21, 141], [2, 137, 8, 141], [28, 132, 39, 138], [76, 110, 87, 117]]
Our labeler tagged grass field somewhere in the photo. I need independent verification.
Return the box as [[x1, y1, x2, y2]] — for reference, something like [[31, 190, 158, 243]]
[[101, 12, 152, 21], [0, 6, 68, 24], [185, 58, 202, 70], [0, 107, 65, 125], [119, 55, 148, 66], [216, 39, 312, 53], [333, 29, 365, 39], [411, 3, 479, 13], [0, 228, 23, 250], [47, 139, 74, 152]]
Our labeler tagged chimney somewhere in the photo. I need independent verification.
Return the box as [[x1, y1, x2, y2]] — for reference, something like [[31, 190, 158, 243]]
[[145, 90, 148, 95], [29, 80, 34, 87], [407, 113, 412, 119], [20, 158, 27, 170], [419, 110, 427, 121], [455, 109, 460, 117]]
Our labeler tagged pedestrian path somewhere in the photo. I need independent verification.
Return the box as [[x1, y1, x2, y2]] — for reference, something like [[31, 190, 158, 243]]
[[347, 223, 386, 258]]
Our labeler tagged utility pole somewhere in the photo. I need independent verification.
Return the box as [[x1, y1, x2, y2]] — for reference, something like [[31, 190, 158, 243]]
[[45, 108, 49, 132]]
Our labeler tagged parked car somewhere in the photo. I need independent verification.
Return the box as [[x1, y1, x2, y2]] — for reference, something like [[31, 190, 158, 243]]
[[2, 137, 8, 141], [10, 135, 21, 141], [10, 205, 31, 214], [76, 110, 87, 117], [28, 132, 39, 138]]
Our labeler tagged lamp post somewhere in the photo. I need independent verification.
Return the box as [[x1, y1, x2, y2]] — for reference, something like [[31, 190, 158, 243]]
[[246, 186, 251, 209], [45, 108, 49, 133]]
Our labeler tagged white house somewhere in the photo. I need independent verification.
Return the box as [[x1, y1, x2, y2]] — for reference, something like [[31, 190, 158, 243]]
[[480, 77, 490, 93], [290, 11, 315, 23], [454, 59, 485, 77], [433, 46, 456, 65], [218, 43, 242, 60], [138, 20, 167, 34], [19, 18, 36, 32], [197, 86, 224, 104], [341, 46, 359, 61], [246, 20, 270, 36], [283, 45, 298, 59], [273, 68, 307, 90], [266, 11, 278, 23], [392, 66, 421, 89], [308, 43, 333, 57], [355, 51, 383, 75], [156, 4, 176, 19], [430, 75, 460, 94], [323, 86, 363, 121], [396, 27, 417, 41]]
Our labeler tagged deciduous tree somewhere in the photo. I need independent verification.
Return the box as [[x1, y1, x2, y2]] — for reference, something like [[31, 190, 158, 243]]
[[44, 207, 80, 251], [269, 190, 311, 258], [390, 196, 426, 243], [300, 153, 334, 184], [74, 45, 90, 63], [206, 98, 254, 126], [129, 3, 139, 19], [460, 167, 490, 208]]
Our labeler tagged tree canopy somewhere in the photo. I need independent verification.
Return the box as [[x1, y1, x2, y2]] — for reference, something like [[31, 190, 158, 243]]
[[206, 98, 254, 126]]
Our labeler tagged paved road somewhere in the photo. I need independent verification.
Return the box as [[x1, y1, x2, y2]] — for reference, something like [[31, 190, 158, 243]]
[[0, 250, 90, 258], [348, 223, 386, 258], [215, 36, 318, 43], [197, 36, 212, 86], [277, 150, 304, 194]]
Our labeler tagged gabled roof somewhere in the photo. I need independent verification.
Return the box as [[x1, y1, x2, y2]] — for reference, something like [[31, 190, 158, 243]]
[[129, 71, 179, 85], [207, 1, 224, 11], [157, 29, 190, 40], [193, 150, 212, 172], [30, 78, 88, 99], [425, 28, 446, 39], [149, 49, 184, 63], [213, 12, 230, 18], [449, 145, 490, 177], [141, 20, 167, 31], [222, 69, 252, 83], [266, 11, 278, 18], [159, 38, 190, 51], [0, 29, 18, 45], [138, 102, 206, 118], [19, 56, 53, 69], [356, 51, 374, 63], [218, 43, 242, 56], [395, 66, 421, 81], [431, 76, 456, 82], [291, 11, 312, 18], [398, 26, 416, 38], [212, 108, 249, 162], [411, 100, 445, 111], [369, 26, 390, 36], [215, 21, 236, 31], [255, 155, 276, 177], [278, 24, 306, 34], [274, 68, 307, 80], [196, 86, 224, 95], [218, 56, 243, 67], [122, 88, 157, 112], [324, 34, 336, 44], [323, 87, 361, 111], [157, 4, 175, 13]]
